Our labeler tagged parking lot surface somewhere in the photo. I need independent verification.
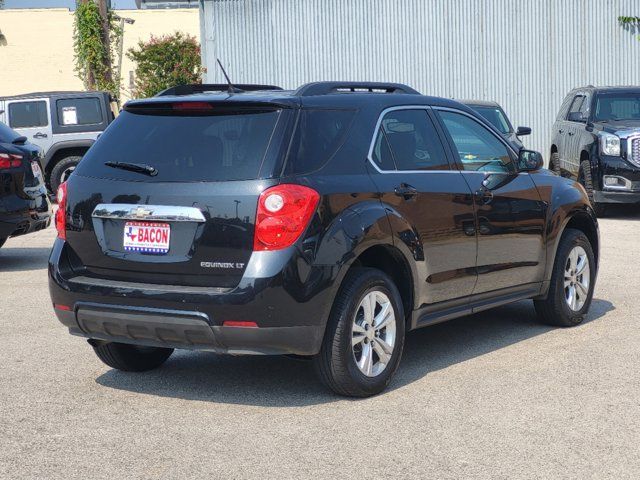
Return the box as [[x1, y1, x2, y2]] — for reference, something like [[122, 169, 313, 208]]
[[1, 208, 639, 479]]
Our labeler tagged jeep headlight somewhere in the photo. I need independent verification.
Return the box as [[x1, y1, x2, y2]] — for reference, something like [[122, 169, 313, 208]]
[[599, 133, 621, 156]]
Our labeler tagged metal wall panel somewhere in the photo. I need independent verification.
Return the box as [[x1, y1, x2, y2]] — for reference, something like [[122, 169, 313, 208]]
[[201, 0, 640, 159]]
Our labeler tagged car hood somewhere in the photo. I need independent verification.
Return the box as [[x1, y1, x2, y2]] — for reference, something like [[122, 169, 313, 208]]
[[593, 119, 640, 136]]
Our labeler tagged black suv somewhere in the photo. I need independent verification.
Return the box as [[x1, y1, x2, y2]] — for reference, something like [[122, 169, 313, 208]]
[[49, 82, 599, 397], [0, 122, 51, 248], [550, 86, 640, 214]]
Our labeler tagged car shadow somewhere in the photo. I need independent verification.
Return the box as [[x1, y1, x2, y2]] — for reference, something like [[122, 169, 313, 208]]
[[95, 298, 615, 407], [602, 204, 640, 220], [0, 246, 51, 272]]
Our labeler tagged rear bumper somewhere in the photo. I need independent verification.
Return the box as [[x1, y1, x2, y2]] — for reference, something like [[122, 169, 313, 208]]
[[49, 239, 335, 355], [55, 302, 323, 355], [0, 192, 51, 239]]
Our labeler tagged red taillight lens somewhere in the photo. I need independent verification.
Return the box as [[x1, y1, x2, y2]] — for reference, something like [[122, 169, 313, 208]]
[[254, 184, 320, 251], [0, 153, 23, 169], [222, 321, 258, 328], [55, 182, 67, 240]]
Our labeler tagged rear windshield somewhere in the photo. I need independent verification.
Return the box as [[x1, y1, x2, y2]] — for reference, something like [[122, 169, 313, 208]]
[[0, 121, 20, 144], [74, 108, 281, 182], [470, 106, 511, 134]]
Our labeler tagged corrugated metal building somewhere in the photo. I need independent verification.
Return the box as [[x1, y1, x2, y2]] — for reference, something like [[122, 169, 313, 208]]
[[200, 0, 640, 159]]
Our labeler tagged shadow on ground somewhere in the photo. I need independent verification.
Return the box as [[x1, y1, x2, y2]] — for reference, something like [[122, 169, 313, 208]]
[[602, 204, 640, 220], [0, 247, 51, 272], [96, 298, 614, 407]]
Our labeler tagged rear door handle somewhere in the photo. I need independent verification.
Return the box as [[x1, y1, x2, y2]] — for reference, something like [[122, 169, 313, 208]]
[[33, 132, 48, 139], [394, 183, 418, 200]]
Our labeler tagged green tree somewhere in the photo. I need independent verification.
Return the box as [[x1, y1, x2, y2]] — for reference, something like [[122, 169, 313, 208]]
[[73, 0, 122, 101], [127, 32, 203, 98], [619, 15, 640, 40]]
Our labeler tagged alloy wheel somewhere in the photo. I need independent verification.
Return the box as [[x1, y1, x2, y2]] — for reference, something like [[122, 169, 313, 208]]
[[352, 290, 396, 377], [564, 245, 590, 311]]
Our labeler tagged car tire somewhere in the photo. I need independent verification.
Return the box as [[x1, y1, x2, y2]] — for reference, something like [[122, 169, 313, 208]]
[[534, 228, 596, 327], [50, 155, 82, 194], [549, 151, 561, 176], [313, 267, 405, 397], [578, 160, 606, 217], [92, 342, 174, 372], [0, 237, 6, 249]]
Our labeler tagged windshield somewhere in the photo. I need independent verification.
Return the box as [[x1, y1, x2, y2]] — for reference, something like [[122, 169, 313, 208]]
[[594, 93, 640, 122], [0, 121, 20, 144], [75, 108, 282, 182], [469, 106, 512, 135]]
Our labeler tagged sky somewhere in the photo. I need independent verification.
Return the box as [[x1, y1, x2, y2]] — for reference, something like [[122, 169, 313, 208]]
[[2, 0, 138, 9]]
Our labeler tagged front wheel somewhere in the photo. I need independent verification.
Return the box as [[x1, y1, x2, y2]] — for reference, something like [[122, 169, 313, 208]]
[[92, 342, 174, 372], [534, 228, 596, 327], [313, 268, 405, 397], [578, 160, 606, 217]]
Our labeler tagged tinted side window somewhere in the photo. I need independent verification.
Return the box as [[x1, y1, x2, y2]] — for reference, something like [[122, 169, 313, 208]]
[[567, 95, 585, 116], [371, 128, 396, 170], [438, 111, 514, 173], [56, 98, 103, 126], [380, 109, 449, 171], [9, 101, 48, 128], [285, 109, 355, 174]]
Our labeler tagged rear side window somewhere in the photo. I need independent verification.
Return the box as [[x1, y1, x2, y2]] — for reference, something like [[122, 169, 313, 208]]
[[74, 109, 281, 182], [9, 101, 48, 128], [285, 109, 355, 174], [56, 98, 103, 126], [375, 109, 449, 171]]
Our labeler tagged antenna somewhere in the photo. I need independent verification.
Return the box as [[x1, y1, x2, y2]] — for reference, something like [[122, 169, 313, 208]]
[[216, 59, 243, 94]]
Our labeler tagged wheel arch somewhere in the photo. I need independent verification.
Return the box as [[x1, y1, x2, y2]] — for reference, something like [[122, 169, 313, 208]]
[[43, 140, 94, 176]]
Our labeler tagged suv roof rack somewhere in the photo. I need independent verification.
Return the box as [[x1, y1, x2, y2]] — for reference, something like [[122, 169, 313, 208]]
[[295, 81, 420, 96], [156, 84, 283, 97]]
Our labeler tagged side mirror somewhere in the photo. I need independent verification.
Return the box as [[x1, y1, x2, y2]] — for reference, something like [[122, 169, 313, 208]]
[[516, 126, 531, 136], [567, 111, 587, 123], [518, 149, 543, 171]]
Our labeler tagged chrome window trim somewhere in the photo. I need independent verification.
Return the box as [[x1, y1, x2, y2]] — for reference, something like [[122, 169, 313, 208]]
[[92, 204, 206, 223], [366, 105, 453, 174]]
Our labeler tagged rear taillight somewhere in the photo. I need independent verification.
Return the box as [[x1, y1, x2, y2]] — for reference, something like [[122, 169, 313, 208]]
[[0, 153, 23, 169], [55, 182, 67, 240], [254, 184, 320, 251]]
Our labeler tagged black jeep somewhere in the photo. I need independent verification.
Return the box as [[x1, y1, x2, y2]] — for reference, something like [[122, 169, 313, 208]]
[[550, 86, 640, 214], [49, 82, 599, 397]]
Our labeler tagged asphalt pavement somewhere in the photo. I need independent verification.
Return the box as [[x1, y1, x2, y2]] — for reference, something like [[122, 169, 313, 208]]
[[1, 207, 639, 479]]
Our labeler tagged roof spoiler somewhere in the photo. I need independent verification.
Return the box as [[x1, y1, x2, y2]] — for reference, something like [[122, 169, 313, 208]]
[[295, 82, 420, 96], [155, 84, 283, 97]]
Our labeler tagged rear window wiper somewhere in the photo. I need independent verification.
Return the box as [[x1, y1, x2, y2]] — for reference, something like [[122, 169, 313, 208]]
[[104, 161, 158, 177]]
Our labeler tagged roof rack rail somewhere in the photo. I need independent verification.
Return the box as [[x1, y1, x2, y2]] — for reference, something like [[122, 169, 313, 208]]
[[155, 84, 283, 97], [295, 82, 420, 96]]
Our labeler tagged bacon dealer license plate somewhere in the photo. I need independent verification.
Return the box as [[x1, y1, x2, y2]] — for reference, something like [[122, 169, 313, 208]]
[[123, 222, 170, 254]]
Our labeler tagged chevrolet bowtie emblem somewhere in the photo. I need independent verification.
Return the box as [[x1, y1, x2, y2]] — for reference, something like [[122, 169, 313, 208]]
[[131, 206, 152, 218]]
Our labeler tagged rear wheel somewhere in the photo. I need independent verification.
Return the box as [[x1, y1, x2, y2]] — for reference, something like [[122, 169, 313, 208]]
[[92, 342, 174, 372], [578, 160, 606, 216], [50, 155, 82, 194], [313, 268, 405, 397], [549, 151, 561, 176], [534, 228, 596, 327]]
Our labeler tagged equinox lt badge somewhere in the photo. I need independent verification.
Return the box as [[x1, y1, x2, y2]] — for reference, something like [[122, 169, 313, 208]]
[[201, 262, 245, 269]]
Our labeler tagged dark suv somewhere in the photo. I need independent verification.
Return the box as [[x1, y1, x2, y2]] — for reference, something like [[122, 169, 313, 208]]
[[550, 86, 640, 214], [49, 82, 599, 397]]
